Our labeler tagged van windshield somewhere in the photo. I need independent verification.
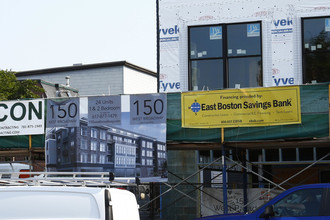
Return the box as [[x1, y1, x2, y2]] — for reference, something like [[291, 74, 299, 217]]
[[0, 191, 100, 219]]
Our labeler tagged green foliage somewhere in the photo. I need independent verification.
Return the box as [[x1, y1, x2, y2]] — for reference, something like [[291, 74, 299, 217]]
[[0, 69, 45, 101]]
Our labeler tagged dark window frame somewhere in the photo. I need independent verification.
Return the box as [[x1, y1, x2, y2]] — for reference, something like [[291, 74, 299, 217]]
[[188, 21, 263, 91], [302, 16, 330, 84]]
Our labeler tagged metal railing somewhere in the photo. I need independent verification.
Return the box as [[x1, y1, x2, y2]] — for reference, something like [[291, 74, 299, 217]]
[[0, 172, 136, 187]]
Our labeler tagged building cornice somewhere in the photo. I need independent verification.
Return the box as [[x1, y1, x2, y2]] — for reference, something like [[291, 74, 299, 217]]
[[15, 61, 156, 77]]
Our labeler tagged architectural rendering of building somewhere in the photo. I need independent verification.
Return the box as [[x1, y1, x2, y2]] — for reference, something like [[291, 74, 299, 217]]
[[46, 118, 166, 178]]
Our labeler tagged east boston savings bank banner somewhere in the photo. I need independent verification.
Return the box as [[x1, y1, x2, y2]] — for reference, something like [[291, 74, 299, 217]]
[[182, 86, 301, 128]]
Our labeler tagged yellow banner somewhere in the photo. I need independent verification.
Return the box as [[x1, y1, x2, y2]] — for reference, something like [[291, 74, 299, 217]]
[[181, 86, 301, 128]]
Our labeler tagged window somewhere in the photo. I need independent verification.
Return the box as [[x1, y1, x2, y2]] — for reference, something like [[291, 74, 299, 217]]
[[99, 155, 105, 164], [147, 151, 152, 157], [302, 16, 330, 83], [189, 22, 262, 90], [199, 150, 211, 163], [128, 147, 135, 156], [100, 130, 106, 140], [273, 188, 323, 217], [158, 152, 165, 159], [147, 142, 153, 149], [91, 154, 97, 163], [282, 148, 296, 161], [91, 128, 98, 138], [80, 140, 88, 150], [80, 154, 88, 163], [100, 143, 106, 152], [81, 127, 87, 136], [147, 159, 153, 166], [265, 149, 279, 161], [91, 141, 98, 151]]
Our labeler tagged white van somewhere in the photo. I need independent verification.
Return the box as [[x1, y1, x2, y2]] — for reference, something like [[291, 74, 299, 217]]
[[0, 186, 140, 220]]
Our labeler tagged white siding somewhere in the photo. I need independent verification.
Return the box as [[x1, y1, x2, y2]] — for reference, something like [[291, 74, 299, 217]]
[[123, 66, 157, 94]]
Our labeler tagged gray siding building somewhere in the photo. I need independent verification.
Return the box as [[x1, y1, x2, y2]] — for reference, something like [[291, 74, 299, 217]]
[[16, 61, 157, 96]]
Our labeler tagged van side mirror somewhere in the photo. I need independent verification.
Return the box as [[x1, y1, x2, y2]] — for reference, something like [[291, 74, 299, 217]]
[[260, 205, 274, 219]]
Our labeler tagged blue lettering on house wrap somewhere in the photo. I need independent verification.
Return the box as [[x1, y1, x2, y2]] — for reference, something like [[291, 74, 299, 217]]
[[160, 81, 180, 92], [159, 25, 179, 42], [273, 76, 294, 86], [273, 18, 293, 27], [159, 25, 179, 35]]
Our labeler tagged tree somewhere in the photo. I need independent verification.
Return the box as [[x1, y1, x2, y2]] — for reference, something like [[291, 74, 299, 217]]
[[0, 69, 45, 101]]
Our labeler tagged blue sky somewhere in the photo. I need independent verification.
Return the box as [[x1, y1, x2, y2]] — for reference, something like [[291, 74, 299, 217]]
[[0, 0, 157, 72]]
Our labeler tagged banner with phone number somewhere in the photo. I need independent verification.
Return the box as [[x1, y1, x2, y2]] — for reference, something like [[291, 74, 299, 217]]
[[45, 94, 167, 128], [182, 86, 301, 128], [0, 99, 45, 136]]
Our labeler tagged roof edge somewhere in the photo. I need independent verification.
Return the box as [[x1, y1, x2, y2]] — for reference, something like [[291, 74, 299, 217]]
[[15, 61, 156, 77]]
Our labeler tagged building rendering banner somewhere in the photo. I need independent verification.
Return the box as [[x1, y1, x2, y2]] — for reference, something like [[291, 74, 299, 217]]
[[44, 94, 167, 181], [182, 86, 301, 128], [0, 99, 45, 136]]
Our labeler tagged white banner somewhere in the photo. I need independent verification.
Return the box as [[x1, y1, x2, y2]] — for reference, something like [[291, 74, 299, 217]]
[[201, 188, 282, 216], [0, 99, 45, 136]]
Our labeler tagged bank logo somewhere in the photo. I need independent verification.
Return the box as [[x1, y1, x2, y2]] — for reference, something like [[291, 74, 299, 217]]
[[189, 100, 201, 115]]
